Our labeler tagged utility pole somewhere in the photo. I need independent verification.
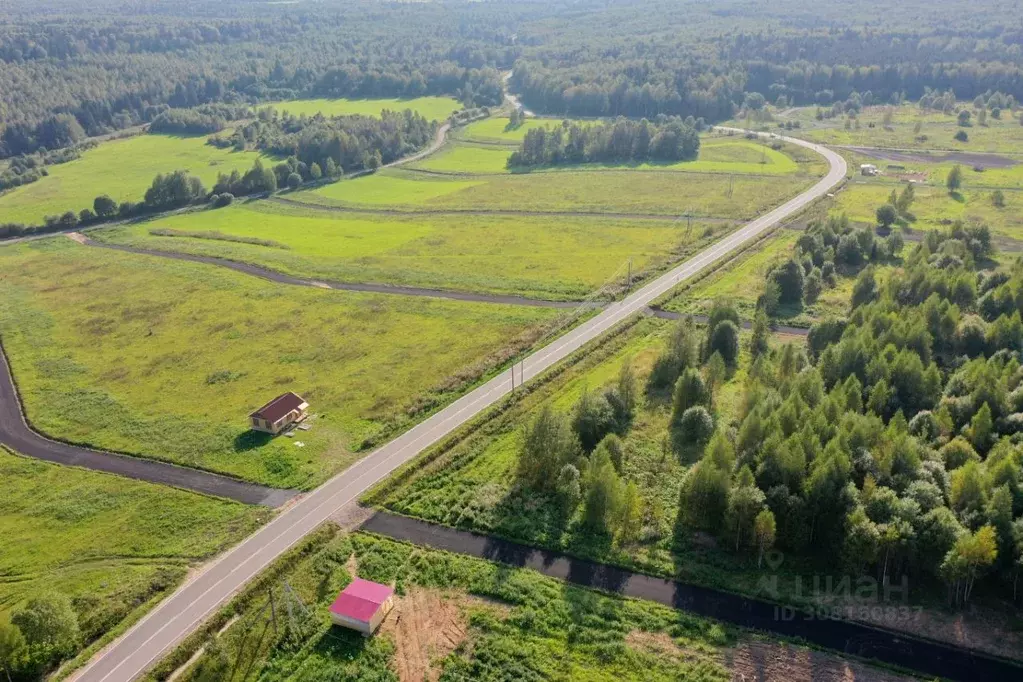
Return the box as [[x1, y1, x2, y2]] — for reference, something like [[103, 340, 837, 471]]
[[268, 587, 278, 635], [626, 259, 632, 294]]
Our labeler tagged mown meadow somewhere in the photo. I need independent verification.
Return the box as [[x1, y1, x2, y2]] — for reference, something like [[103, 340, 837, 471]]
[[0, 238, 561, 488], [0, 133, 271, 226], [94, 201, 708, 300]]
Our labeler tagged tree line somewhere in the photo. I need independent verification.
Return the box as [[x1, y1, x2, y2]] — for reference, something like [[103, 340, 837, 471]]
[[148, 104, 252, 136], [507, 118, 701, 168]]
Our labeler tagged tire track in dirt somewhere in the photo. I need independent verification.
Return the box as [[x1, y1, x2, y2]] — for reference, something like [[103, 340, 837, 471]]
[[76, 236, 587, 308]]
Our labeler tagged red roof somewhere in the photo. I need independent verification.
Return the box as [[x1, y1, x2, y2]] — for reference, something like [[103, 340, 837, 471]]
[[249, 392, 306, 422], [329, 579, 393, 623]]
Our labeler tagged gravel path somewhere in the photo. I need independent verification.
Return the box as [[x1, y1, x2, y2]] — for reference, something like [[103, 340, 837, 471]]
[[361, 511, 1023, 682]]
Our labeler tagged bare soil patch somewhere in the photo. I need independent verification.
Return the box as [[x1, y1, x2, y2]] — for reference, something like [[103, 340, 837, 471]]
[[379, 589, 508, 682], [725, 640, 916, 682], [845, 146, 1019, 169]]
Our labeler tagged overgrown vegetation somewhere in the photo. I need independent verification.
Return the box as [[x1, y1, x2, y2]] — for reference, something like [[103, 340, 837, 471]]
[[381, 202, 1023, 644], [160, 526, 738, 682], [0, 446, 264, 680]]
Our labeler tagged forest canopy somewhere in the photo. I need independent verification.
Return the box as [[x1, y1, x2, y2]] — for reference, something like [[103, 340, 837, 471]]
[[4, 0, 1023, 157]]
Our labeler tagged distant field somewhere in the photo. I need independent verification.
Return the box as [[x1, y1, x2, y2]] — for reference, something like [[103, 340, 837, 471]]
[[305, 167, 812, 218], [0, 446, 263, 657], [775, 103, 1023, 154], [410, 136, 804, 176], [408, 143, 513, 173], [834, 175, 1023, 241], [0, 239, 559, 487], [97, 201, 699, 299], [259, 96, 460, 121], [456, 116, 579, 144], [0, 133, 269, 226]]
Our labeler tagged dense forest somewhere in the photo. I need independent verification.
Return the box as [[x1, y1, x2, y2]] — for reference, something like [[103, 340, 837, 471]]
[[4, 0, 1023, 158], [210, 108, 436, 175]]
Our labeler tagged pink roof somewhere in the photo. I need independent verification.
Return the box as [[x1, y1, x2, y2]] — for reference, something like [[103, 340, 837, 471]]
[[329, 579, 393, 623]]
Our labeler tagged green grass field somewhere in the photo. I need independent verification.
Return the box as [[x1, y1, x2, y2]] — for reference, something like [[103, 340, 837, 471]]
[[258, 96, 460, 121], [835, 178, 1023, 241], [95, 200, 699, 299], [0, 445, 264, 660], [305, 167, 812, 218], [0, 133, 270, 226], [456, 116, 581, 144], [0, 238, 560, 487], [777, 103, 1023, 154], [165, 526, 883, 682], [409, 136, 804, 176]]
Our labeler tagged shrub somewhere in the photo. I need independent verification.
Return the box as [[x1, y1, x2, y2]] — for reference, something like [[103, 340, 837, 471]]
[[212, 193, 234, 208], [676, 406, 715, 452]]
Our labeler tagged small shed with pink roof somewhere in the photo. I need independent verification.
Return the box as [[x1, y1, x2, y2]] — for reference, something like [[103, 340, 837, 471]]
[[328, 578, 395, 635]]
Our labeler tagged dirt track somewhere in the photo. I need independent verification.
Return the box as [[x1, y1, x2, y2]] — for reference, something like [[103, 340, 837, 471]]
[[82, 237, 585, 308]]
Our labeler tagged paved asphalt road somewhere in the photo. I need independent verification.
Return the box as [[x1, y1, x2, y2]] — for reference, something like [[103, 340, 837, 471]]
[[362, 512, 1023, 682], [70, 132, 846, 682], [0, 339, 295, 507]]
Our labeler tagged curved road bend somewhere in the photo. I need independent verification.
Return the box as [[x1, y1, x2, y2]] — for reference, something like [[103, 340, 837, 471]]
[[71, 134, 846, 682], [0, 340, 296, 507], [80, 238, 583, 309]]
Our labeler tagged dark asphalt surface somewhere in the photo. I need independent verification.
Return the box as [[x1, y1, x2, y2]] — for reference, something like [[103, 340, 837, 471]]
[[361, 511, 1023, 682], [84, 239, 584, 308], [0, 338, 297, 507]]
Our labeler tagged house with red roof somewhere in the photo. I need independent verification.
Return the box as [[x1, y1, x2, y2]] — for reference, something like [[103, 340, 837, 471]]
[[329, 578, 395, 635], [249, 392, 309, 435]]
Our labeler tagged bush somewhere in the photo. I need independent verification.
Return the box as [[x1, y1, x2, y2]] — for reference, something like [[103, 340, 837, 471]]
[[11, 592, 81, 669], [572, 389, 615, 452], [671, 368, 710, 424], [676, 406, 715, 452], [707, 320, 740, 366], [287, 172, 302, 190], [212, 192, 234, 208], [953, 130, 968, 142]]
